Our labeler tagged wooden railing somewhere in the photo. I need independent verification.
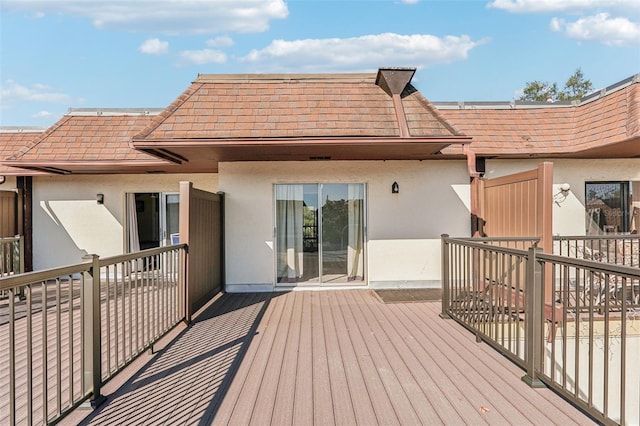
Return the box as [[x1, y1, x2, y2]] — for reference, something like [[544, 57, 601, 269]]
[[442, 235, 640, 426], [0, 244, 187, 425]]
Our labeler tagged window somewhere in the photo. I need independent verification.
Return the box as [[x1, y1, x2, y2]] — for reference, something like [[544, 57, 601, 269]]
[[126, 192, 179, 252], [585, 182, 629, 234], [275, 183, 365, 285]]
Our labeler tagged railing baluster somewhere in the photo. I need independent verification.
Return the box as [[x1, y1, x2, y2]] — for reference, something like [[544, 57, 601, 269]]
[[56, 277, 62, 417], [127, 261, 132, 362], [68, 275, 74, 406], [27, 284, 33, 425], [42, 281, 48, 424], [105, 265, 111, 377], [9, 287, 15, 426]]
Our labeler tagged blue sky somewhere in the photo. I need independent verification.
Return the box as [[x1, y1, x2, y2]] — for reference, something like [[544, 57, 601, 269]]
[[1, 0, 639, 127]]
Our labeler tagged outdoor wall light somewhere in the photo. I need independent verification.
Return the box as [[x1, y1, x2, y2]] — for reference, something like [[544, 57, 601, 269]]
[[391, 181, 399, 194], [97, 193, 104, 204], [553, 183, 571, 206]]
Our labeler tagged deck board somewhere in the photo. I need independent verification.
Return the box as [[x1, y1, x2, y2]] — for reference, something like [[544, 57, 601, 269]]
[[45, 289, 595, 425]]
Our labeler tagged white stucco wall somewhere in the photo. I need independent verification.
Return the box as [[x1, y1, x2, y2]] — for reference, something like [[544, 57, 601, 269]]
[[0, 175, 18, 190], [32, 173, 217, 270], [219, 160, 471, 291], [485, 159, 640, 236]]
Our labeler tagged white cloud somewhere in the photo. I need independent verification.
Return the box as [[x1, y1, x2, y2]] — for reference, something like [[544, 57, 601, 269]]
[[241, 33, 487, 72], [32, 110, 53, 118], [206, 36, 234, 48], [3, 0, 289, 35], [551, 13, 640, 46], [1, 80, 74, 104], [489, 1, 639, 46], [139, 38, 169, 55], [400, 0, 420, 4], [488, 0, 639, 13], [179, 49, 227, 65]]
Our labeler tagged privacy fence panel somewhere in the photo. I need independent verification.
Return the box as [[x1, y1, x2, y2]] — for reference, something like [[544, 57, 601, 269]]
[[180, 181, 224, 321]]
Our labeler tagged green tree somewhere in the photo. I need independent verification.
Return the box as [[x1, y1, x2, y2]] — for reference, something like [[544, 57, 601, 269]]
[[519, 68, 592, 102], [520, 80, 558, 102], [557, 68, 593, 101]]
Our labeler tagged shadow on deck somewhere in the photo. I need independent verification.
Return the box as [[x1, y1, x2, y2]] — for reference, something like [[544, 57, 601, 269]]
[[66, 292, 272, 425], [63, 290, 594, 425]]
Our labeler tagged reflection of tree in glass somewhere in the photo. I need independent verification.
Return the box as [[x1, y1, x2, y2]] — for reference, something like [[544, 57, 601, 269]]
[[587, 184, 622, 209], [303, 206, 317, 250], [322, 199, 348, 250]]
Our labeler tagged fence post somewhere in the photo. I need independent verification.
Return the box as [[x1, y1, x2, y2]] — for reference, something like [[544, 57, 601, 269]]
[[522, 246, 545, 388], [82, 254, 106, 407], [440, 234, 451, 319]]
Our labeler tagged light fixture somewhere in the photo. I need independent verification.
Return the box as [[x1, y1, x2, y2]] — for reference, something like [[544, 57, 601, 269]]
[[391, 181, 399, 194], [553, 183, 571, 206], [97, 193, 104, 204], [0, 175, 5, 184]]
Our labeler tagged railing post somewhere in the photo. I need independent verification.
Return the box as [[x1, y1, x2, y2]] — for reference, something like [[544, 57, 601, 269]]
[[522, 246, 545, 388], [17, 236, 25, 298], [440, 234, 451, 319], [82, 254, 106, 407]]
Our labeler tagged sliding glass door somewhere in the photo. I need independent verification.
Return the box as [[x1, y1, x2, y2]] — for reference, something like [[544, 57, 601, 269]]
[[275, 183, 365, 285]]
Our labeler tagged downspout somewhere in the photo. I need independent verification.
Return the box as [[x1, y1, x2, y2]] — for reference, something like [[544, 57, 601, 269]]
[[464, 145, 483, 237]]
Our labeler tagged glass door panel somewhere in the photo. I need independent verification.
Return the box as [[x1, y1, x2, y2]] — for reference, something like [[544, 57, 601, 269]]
[[276, 184, 320, 284], [321, 184, 348, 283], [321, 184, 364, 284], [275, 183, 364, 286], [162, 193, 180, 245]]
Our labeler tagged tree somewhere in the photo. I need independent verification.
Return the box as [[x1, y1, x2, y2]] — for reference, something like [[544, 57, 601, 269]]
[[520, 80, 558, 102], [556, 68, 593, 101], [519, 68, 593, 102]]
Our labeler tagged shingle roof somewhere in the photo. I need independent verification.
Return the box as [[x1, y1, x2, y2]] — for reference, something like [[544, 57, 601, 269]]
[[437, 75, 640, 157], [135, 73, 461, 142], [1, 109, 194, 174], [0, 128, 47, 175]]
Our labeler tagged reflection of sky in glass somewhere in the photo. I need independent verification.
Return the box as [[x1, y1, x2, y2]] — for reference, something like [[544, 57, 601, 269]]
[[303, 184, 317, 210], [277, 183, 364, 209], [322, 184, 348, 206]]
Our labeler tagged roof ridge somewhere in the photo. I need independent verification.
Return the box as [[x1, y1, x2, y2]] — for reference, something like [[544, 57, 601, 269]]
[[626, 82, 640, 138], [131, 82, 204, 143], [195, 73, 376, 83], [66, 108, 164, 116], [5, 116, 71, 161], [434, 73, 640, 110], [409, 86, 467, 137]]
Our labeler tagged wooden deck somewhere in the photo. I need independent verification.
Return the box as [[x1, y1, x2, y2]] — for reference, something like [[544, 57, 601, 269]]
[[62, 290, 594, 425]]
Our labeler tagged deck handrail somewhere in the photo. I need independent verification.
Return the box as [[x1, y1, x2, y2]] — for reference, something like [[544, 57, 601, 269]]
[[553, 234, 640, 268], [442, 235, 640, 425], [0, 244, 188, 425]]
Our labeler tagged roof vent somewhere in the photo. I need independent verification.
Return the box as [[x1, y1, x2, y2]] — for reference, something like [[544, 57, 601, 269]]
[[375, 67, 416, 138], [375, 67, 416, 96]]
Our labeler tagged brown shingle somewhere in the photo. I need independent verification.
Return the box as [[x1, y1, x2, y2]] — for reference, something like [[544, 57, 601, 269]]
[[136, 73, 459, 143], [0, 129, 46, 175], [9, 114, 160, 163], [438, 81, 639, 156]]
